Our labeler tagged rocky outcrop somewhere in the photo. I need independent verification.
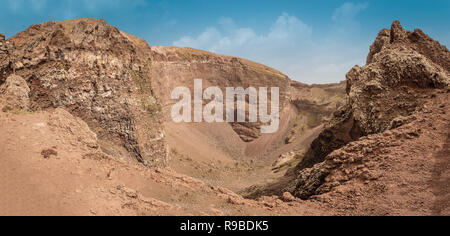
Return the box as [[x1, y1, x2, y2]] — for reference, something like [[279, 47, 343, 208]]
[[0, 19, 168, 167], [0, 75, 30, 111], [291, 21, 449, 199], [0, 33, 14, 80]]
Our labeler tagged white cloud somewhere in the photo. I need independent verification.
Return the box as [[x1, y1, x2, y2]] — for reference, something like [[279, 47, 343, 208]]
[[332, 2, 368, 23], [173, 5, 369, 84], [268, 13, 312, 40], [174, 13, 312, 53]]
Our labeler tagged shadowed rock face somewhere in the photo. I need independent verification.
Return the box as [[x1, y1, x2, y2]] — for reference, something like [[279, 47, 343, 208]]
[[291, 21, 449, 199]]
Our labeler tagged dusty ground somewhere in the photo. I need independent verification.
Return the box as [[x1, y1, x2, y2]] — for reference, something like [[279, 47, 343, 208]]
[[308, 91, 449, 216], [0, 108, 327, 216], [164, 103, 322, 192], [0, 90, 448, 216]]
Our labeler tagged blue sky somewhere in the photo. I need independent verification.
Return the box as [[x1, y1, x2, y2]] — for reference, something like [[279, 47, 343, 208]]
[[0, 0, 449, 84]]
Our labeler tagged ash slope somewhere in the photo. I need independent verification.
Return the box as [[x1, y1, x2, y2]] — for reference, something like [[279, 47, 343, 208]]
[[0, 18, 347, 216], [0, 18, 346, 169]]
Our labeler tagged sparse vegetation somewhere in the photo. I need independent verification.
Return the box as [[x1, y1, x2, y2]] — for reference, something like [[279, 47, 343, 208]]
[[2, 106, 33, 115], [11, 109, 33, 115], [60, 18, 102, 33], [141, 96, 162, 114], [130, 69, 162, 115], [2, 105, 12, 112], [173, 47, 211, 61], [130, 69, 146, 92], [272, 153, 304, 173]]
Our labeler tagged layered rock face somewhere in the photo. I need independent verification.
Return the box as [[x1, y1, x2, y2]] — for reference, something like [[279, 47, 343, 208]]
[[0, 19, 168, 166], [0, 33, 14, 78], [149, 46, 291, 142], [290, 21, 449, 199]]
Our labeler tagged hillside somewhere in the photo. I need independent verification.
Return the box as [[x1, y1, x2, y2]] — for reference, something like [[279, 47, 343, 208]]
[[245, 21, 449, 215], [1, 19, 448, 216]]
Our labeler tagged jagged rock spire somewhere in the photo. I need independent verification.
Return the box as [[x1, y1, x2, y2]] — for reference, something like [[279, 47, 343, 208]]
[[390, 20, 408, 43], [289, 21, 449, 199]]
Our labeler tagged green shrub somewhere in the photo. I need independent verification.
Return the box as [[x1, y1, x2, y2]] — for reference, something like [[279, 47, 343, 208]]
[[11, 109, 33, 115], [2, 105, 12, 112]]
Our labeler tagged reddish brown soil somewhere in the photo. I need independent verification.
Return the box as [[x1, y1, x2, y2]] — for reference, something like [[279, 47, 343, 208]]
[[1, 91, 448, 216]]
